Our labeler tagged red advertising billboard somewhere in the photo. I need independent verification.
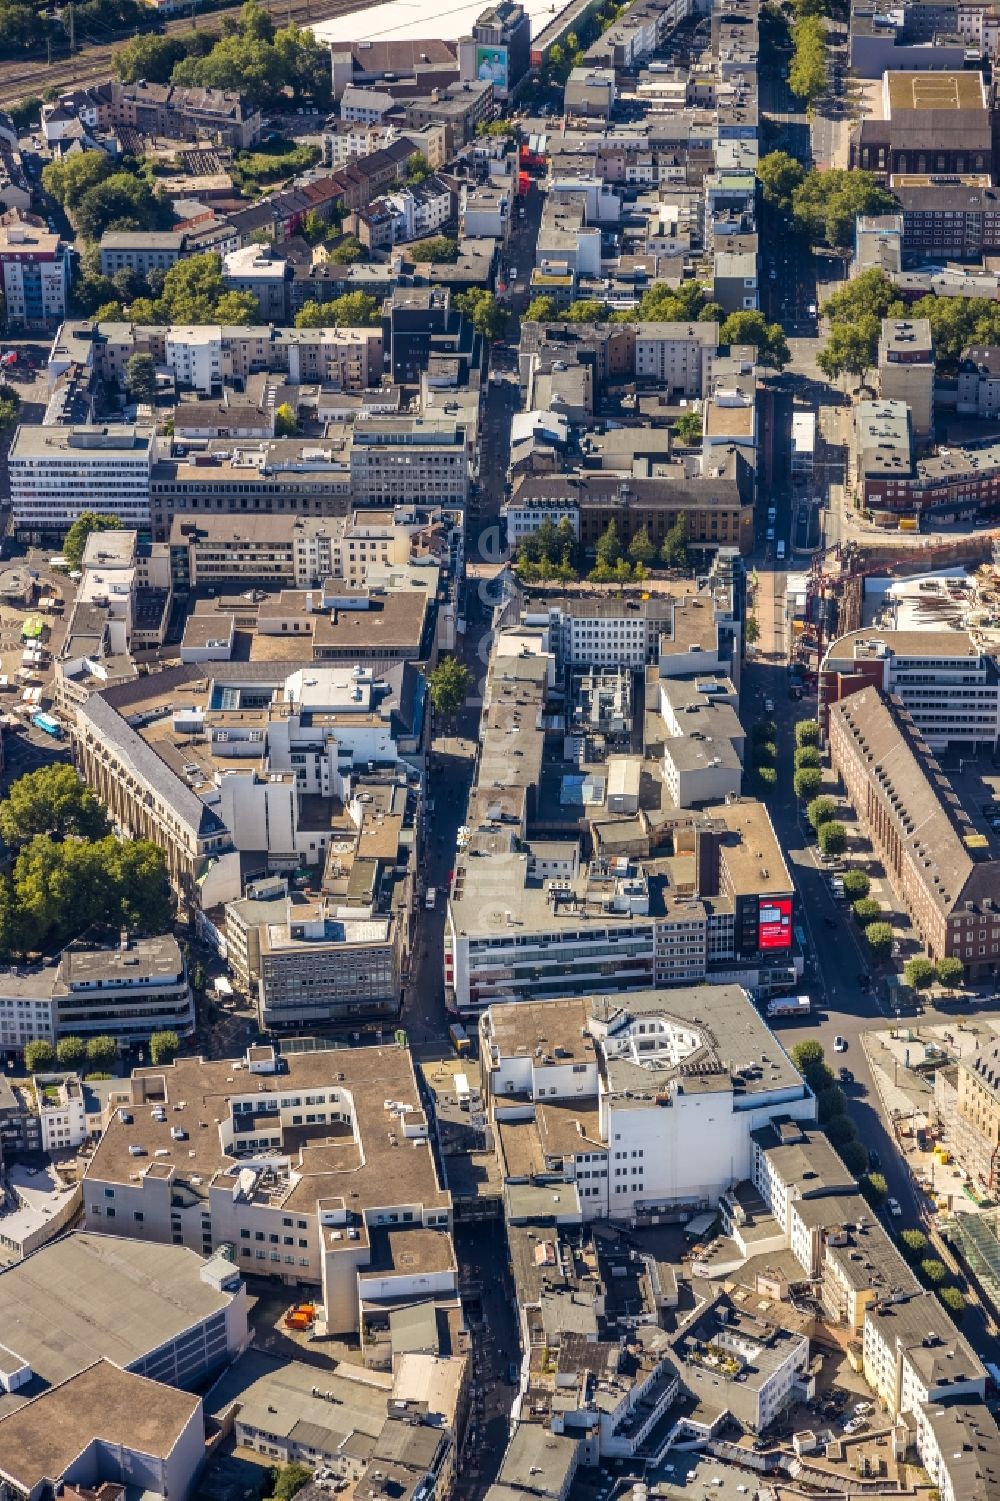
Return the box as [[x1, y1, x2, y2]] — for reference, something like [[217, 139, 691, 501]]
[[758, 897, 793, 951]]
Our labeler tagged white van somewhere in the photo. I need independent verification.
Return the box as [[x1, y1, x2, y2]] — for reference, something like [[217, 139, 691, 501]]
[[776, 540, 786, 561], [425, 888, 437, 911]]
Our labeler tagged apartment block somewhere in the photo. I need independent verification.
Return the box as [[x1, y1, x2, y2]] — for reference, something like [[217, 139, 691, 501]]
[[99, 230, 189, 278], [9, 424, 157, 537], [878, 318, 934, 439], [106, 79, 264, 149], [916, 1400, 1000, 1501], [0, 220, 70, 330], [0, 935, 194, 1052], [633, 321, 719, 396], [350, 417, 470, 505], [863, 1291, 986, 1417], [938, 1039, 1000, 1191], [819, 627, 1000, 751], [751, 1118, 861, 1276], [81, 1043, 453, 1334], [828, 688, 1000, 976], [958, 344, 1000, 419]]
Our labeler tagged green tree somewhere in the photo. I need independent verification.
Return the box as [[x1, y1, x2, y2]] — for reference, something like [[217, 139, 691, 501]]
[[0, 765, 108, 847], [610, 280, 719, 327], [273, 1464, 313, 1501], [525, 295, 559, 322], [405, 152, 432, 184], [901, 1228, 929, 1259], [823, 269, 905, 328], [295, 292, 381, 329], [920, 1258, 948, 1286], [24, 1039, 55, 1073], [563, 299, 607, 323], [817, 317, 882, 386], [936, 956, 965, 988], [840, 1139, 869, 1177], [842, 870, 870, 901], [64, 512, 123, 569], [904, 957, 936, 990], [159, 253, 226, 323], [938, 1285, 966, 1320], [753, 741, 776, 768], [150, 1030, 181, 1066], [593, 519, 621, 568], [125, 353, 157, 404], [275, 402, 297, 437], [792, 168, 898, 250], [788, 14, 828, 106], [862, 1170, 888, 1205], [757, 150, 807, 214], [660, 513, 689, 570], [794, 746, 821, 770], [92, 299, 125, 322], [825, 1114, 859, 1149], [9, 97, 43, 131], [329, 234, 365, 264], [674, 410, 703, 445], [795, 719, 821, 748], [794, 767, 823, 800], [428, 656, 472, 718], [865, 921, 895, 958], [818, 821, 847, 855], [455, 289, 506, 340], [806, 795, 837, 831], [111, 266, 144, 304], [745, 616, 760, 646], [214, 291, 260, 325], [75, 175, 171, 242], [719, 310, 790, 369], [790, 1040, 825, 1075], [42, 151, 112, 211], [853, 897, 882, 924], [409, 235, 459, 263], [628, 525, 656, 566], [113, 33, 189, 84], [0, 384, 19, 428], [272, 22, 333, 108], [112, 839, 171, 933], [817, 1083, 846, 1122], [56, 1035, 87, 1069], [752, 720, 777, 745], [86, 1035, 118, 1068]]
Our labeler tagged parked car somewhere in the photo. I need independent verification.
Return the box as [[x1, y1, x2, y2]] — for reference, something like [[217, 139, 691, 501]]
[[838, 1067, 854, 1084], [887, 1197, 902, 1216], [834, 1035, 847, 1052]]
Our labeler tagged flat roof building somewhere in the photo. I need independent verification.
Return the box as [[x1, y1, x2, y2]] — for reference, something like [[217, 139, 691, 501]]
[[81, 1043, 453, 1335], [0, 1231, 248, 1418], [0, 1358, 204, 1501], [9, 424, 158, 536]]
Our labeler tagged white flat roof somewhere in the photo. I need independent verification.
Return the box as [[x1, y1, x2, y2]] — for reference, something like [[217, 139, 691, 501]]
[[311, 0, 575, 46], [791, 411, 816, 453]]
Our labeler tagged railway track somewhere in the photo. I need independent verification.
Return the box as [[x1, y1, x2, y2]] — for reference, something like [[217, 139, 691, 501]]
[[0, 0, 367, 107]]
